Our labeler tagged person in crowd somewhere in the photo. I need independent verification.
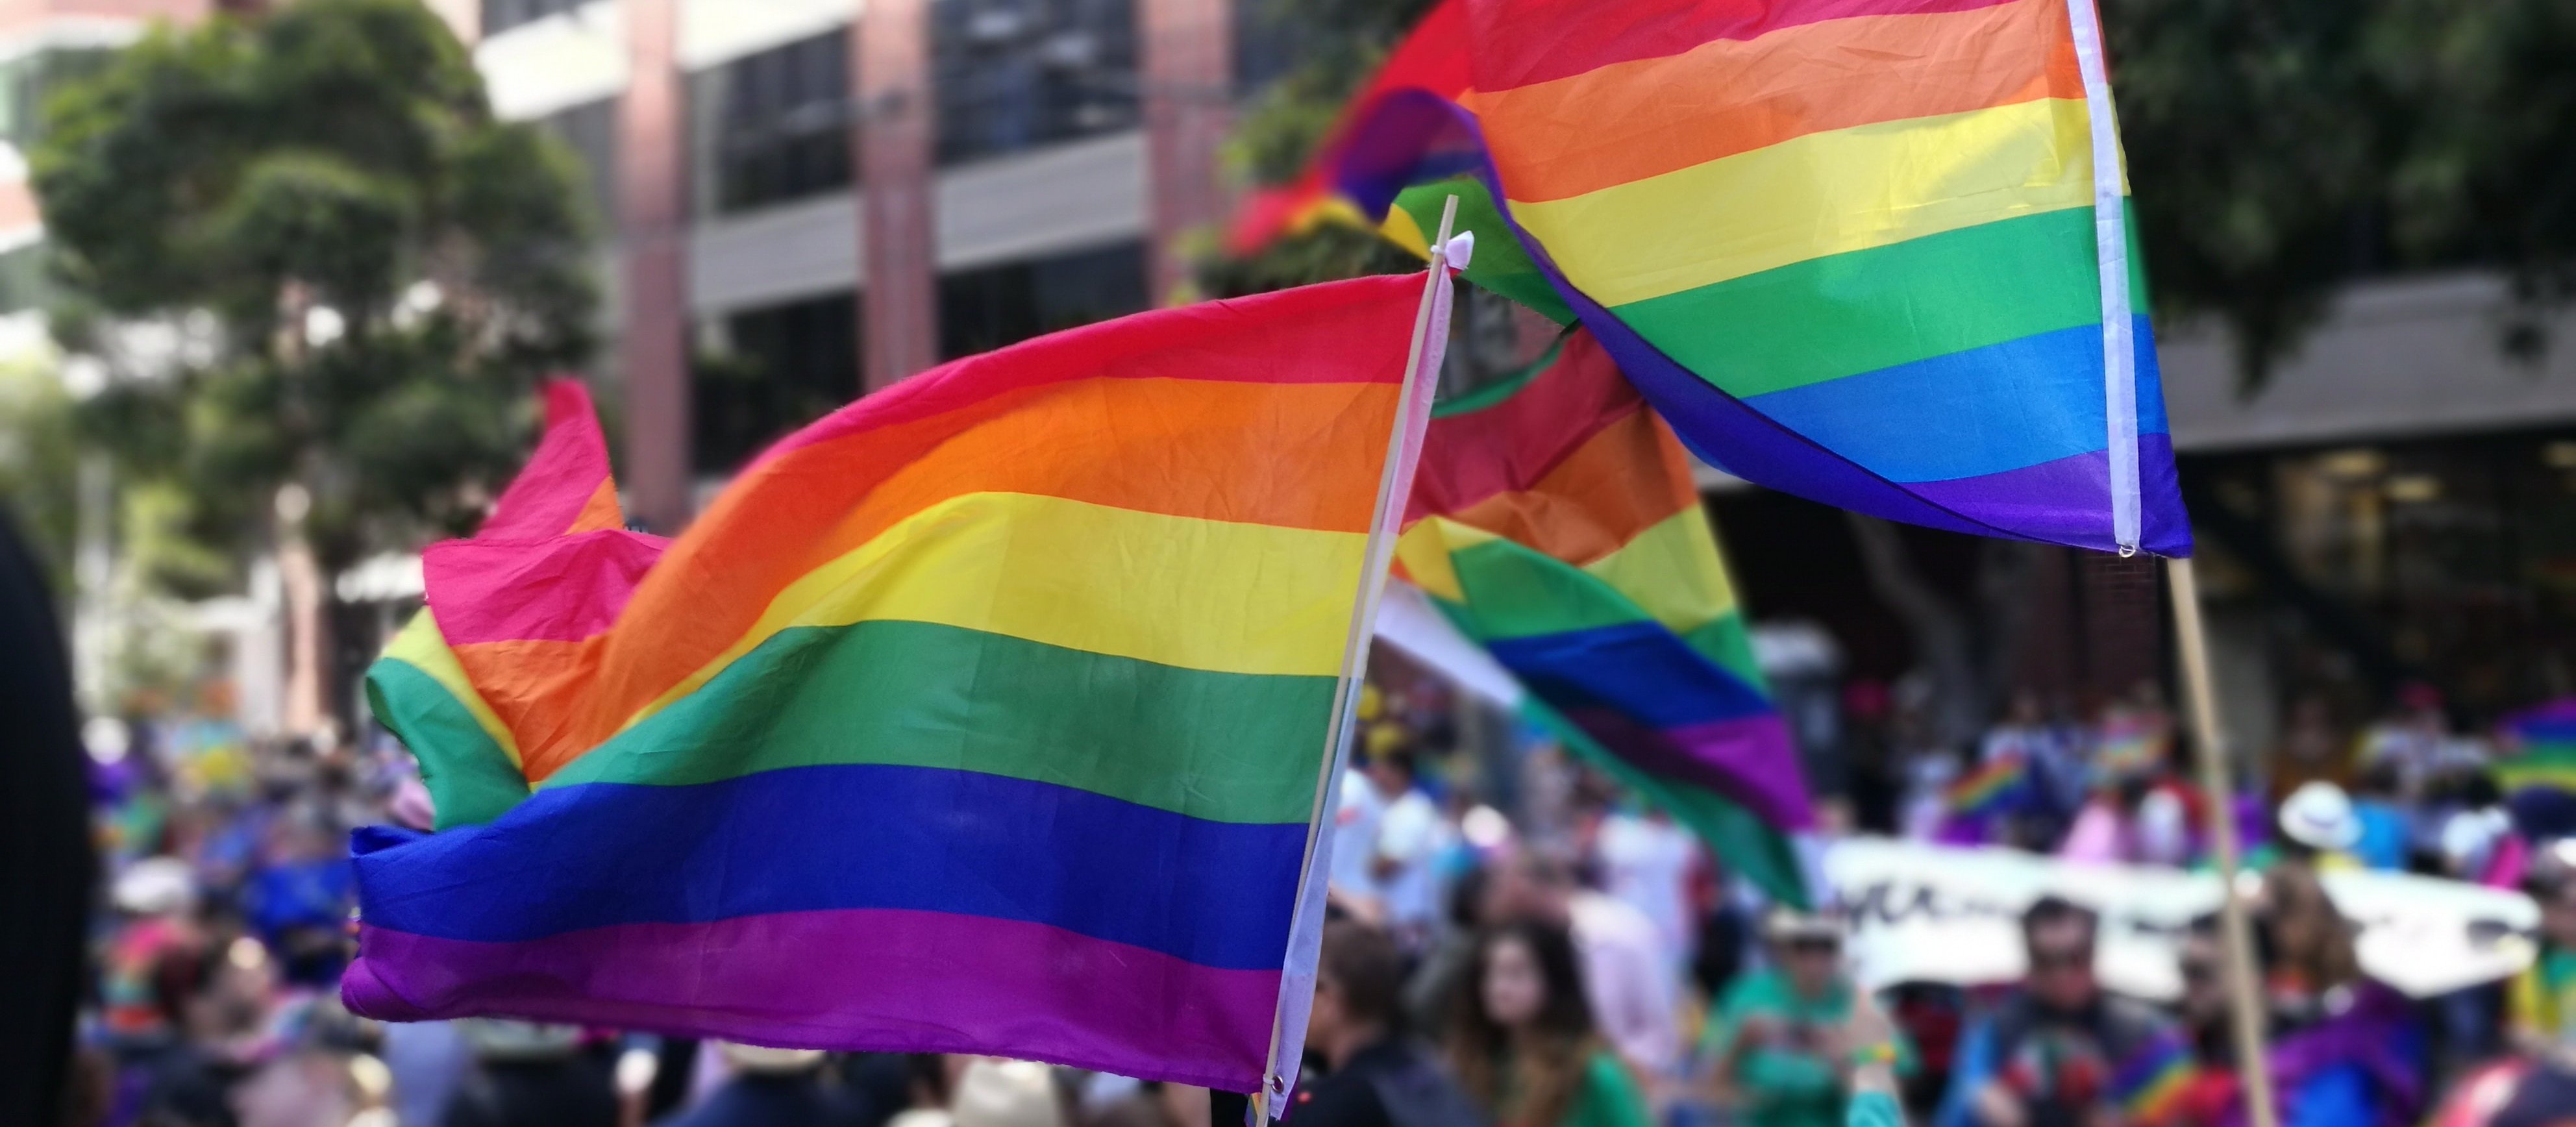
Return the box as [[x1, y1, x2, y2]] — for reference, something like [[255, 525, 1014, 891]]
[[2270, 696, 2353, 807], [652, 1043, 859, 1127], [2359, 683, 2452, 804], [1408, 868, 1492, 1035], [1592, 805, 1698, 975], [949, 1059, 1065, 1127], [1980, 691, 2081, 845], [1705, 909, 1911, 1127], [1936, 897, 2175, 1127], [1688, 857, 1754, 1008], [2512, 853, 2576, 1054], [1444, 920, 1652, 1127], [882, 1056, 960, 1127], [2345, 763, 2411, 871], [2170, 874, 2426, 1127], [1299, 919, 1484, 1127], [2057, 775, 2151, 865], [2274, 782, 2365, 871], [441, 1021, 619, 1127], [1482, 852, 1680, 1080], [0, 508, 93, 1127], [1367, 747, 1450, 945]]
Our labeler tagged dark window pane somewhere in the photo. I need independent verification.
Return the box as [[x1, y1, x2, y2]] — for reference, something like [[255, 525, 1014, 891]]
[[708, 31, 854, 213], [482, 0, 588, 38], [938, 242, 1146, 359], [931, 0, 1139, 166], [693, 291, 863, 473]]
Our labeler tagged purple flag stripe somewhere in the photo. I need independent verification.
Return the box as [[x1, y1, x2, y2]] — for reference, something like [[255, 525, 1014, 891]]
[[345, 908, 1278, 1091]]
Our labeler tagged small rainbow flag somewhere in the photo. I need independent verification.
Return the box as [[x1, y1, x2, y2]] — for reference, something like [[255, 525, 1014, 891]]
[[1396, 328, 1811, 904], [1947, 754, 2031, 819], [2109, 1032, 2196, 1125], [2499, 699, 2576, 839], [346, 274, 1444, 1091], [1315, 0, 2191, 557]]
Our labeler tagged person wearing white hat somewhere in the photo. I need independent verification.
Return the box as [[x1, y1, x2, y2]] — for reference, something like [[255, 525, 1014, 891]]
[[2277, 781, 2364, 867]]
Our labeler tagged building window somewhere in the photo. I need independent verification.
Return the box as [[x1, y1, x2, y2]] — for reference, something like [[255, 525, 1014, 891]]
[[483, 0, 588, 38], [938, 242, 1146, 359], [696, 31, 854, 214], [693, 291, 862, 473], [931, 0, 1139, 166], [534, 97, 617, 230]]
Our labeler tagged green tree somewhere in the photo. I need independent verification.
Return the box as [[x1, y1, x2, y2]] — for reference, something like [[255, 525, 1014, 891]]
[[2103, 0, 2576, 381], [32, 0, 598, 590]]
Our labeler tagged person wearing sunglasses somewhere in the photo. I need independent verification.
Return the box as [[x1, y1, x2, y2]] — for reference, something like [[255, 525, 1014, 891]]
[[1935, 897, 2174, 1127], [1704, 909, 1912, 1127]]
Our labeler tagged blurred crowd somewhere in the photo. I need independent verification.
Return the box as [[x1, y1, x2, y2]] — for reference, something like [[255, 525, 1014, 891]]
[[47, 630, 2576, 1127]]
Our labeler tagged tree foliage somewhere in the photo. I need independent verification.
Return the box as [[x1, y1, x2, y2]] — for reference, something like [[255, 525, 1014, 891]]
[[32, 0, 599, 580], [2096, 0, 2574, 380]]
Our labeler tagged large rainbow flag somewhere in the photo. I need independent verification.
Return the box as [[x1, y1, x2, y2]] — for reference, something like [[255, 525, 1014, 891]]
[[1396, 328, 1811, 902], [1287, 0, 2190, 557], [345, 274, 1447, 1092]]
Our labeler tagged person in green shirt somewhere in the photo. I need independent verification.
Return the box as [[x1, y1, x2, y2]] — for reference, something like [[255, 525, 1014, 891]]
[[1705, 909, 1913, 1127], [1443, 919, 1652, 1127]]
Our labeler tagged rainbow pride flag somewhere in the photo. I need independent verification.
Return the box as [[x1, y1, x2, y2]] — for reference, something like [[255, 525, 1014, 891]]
[[1223, 0, 1467, 253], [1946, 754, 2031, 819], [1396, 328, 1811, 902], [2109, 1031, 2196, 1126], [1321, 0, 2189, 557], [345, 275, 1445, 1091], [2499, 699, 2576, 839]]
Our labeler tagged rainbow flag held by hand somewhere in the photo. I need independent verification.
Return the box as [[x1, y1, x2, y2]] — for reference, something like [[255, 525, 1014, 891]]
[[1397, 328, 1812, 904], [1319, 0, 2190, 558], [346, 275, 1448, 1093]]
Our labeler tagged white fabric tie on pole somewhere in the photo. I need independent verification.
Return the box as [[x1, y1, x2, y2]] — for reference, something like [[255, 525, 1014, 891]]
[[2064, 0, 2140, 554]]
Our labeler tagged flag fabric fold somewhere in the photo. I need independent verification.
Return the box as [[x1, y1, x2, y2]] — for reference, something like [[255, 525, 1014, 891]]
[[1397, 328, 1813, 904], [347, 275, 1441, 1092], [1277, 0, 2190, 557], [364, 380, 662, 830]]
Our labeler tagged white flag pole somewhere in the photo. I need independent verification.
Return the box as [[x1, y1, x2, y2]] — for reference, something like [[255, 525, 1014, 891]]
[[1255, 195, 1464, 1121]]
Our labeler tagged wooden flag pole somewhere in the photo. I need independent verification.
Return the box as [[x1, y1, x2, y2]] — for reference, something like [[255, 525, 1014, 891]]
[[2168, 556, 2277, 1127]]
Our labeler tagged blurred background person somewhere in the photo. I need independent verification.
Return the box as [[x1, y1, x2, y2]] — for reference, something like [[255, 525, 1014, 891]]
[[1703, 908, 1911, 1127], [441, 1021, 617, 1127], [652, 1043, 856, 1127], [1298, 919, 1483, 1127], [1481, 852, 1679, 1082], [1936, 897, 2173, 1127], [1443, 920, 1650, 1127], [2512, 850, 2576, 1056]]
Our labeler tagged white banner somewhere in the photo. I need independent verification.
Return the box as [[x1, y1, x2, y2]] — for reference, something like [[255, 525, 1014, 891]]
[[1823, 838, 2539, 1000]]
